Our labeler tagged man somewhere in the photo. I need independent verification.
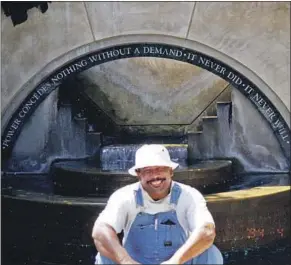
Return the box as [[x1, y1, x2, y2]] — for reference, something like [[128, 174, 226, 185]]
[[92, 144, 223, 264]]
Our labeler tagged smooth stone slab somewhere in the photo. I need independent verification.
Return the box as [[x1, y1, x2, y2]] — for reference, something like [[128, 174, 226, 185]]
[[1, 2, 94, 112], [207, 186, 290, 250], [85, 2, 195, 39], [188, 2, 290, 110], [50, 159, 233, 197]]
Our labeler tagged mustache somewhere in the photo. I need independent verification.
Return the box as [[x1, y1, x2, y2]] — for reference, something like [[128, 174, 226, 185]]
[[147, 177, 166, 184]]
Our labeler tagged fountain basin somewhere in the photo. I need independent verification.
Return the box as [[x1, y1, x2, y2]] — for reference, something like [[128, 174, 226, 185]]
[[1, 184, 290, 265], [50, 159, 233, 197], [207, 186, 290, 250], [100, 144, 188, 171]]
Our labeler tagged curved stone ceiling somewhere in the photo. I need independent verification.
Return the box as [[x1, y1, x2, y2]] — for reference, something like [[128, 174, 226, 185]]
[[79, 57, 229, 125]]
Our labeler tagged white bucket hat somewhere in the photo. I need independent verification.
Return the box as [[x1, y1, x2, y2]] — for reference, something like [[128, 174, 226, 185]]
[[128, 144, 179, 176]]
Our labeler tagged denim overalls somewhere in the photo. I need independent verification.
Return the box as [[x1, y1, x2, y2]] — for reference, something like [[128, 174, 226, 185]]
[[95, 183, 223, 264]]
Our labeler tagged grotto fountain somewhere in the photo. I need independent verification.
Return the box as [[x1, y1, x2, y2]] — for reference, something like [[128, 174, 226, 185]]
[[2, 48, 290, 265]]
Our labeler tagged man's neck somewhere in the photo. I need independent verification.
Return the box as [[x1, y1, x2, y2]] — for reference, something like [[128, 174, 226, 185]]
[[141, 181, 173, 201]]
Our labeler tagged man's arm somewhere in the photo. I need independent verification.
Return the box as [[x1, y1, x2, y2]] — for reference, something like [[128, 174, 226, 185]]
[[163, 188, 216, 264], [91, 188, 140, 264], [92, 222, 140, 264], [163, 222, 215, 264]]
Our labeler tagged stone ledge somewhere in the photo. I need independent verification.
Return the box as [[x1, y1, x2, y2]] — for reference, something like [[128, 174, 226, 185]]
[[2, 184, 290, 255], [206, 186, 290, 202], [206, 186, 291, 251], [50, 159, 233, 197], [2, 184, 289, 206]]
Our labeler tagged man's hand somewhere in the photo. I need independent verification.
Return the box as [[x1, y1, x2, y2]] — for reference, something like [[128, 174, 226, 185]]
[[167, 223, 216, 264]]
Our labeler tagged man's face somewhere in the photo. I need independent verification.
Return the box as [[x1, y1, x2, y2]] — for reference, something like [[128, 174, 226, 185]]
[[136, 166, 173, 200]]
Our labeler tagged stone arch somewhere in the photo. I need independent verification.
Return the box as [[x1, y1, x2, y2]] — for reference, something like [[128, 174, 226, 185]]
[[1, 34, 290, 163]]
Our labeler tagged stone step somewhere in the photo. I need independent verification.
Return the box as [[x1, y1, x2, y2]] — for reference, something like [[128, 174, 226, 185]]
[[86, 132, 102, 158], [187, 131, 203, 162], [100, 144, 188, 171], [216, 101, 232, 105], [73, 115, 105, 158], [202, 115, 218, 120], [50, 159, 233, 197], [46, 104, 88, 158], [216, 102, 232, 121], [216, 102, 232, 155], [188, 100, 233, 160], [201, 116, 221, 158], [69, 114, 87, 156]]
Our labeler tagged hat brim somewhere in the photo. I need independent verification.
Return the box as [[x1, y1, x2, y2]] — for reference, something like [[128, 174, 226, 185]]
[[128, 161, 179, 176]]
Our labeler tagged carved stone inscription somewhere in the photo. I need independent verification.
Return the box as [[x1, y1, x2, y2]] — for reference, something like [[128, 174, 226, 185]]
[[2, 43, 290, 162]]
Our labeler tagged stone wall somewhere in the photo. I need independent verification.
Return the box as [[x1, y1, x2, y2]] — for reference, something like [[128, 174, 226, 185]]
[[1, 2, 290, 116], [1, 2, 93, 113], [207, 186, 291, 250], [79, 59, 229, 125]]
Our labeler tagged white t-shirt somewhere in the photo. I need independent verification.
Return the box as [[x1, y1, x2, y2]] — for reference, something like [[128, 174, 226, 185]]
[[95, 181, 215, 242]]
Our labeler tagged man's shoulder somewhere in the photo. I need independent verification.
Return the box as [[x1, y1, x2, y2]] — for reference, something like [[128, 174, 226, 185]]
[[109, 182, 139, 201], [174, 181, 205, 199]]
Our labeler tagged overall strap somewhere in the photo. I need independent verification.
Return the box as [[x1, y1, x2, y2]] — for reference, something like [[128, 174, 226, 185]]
[[170, 182, 182, 206], [134, 185, 144, 208]]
